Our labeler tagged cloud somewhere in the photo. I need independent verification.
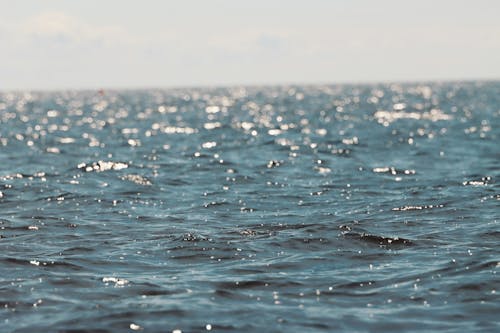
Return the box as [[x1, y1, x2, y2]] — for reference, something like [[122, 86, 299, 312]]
[[22, 11, 132, 46], [0, 11, 148, 90]]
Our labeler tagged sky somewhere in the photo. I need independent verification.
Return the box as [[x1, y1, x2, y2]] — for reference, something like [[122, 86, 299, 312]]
[[0, 0, 499, 90]]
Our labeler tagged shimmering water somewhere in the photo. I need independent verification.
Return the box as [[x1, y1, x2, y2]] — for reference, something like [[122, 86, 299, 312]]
[[1, 82, 499, 332]]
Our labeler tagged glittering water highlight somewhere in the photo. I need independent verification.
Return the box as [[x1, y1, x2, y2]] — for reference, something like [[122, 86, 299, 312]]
[[0, 81, 499, 332]]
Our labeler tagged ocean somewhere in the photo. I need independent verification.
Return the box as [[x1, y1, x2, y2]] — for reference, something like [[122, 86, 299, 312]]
[[0, 81, 498, 332]]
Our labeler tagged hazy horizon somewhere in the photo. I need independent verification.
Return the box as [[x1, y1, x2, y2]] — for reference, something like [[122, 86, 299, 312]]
[[2, 78, 500, 94], [1, 0, 499, 91]]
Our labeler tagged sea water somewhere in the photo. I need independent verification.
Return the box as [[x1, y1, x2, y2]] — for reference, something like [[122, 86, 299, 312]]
[[0, 81, 498, 332]]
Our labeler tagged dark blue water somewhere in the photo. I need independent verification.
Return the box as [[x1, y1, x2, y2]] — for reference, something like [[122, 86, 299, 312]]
[[1, 82, 499, 332]]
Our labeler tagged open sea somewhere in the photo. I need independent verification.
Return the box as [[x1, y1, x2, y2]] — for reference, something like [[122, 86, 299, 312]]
[[0, 81, 498, 332]]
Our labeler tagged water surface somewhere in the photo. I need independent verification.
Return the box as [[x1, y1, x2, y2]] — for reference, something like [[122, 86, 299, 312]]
[[0, 81, 499, 332]]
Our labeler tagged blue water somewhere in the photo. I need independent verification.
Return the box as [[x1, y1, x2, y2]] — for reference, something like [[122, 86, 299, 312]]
[[0, 81, 498, 332]]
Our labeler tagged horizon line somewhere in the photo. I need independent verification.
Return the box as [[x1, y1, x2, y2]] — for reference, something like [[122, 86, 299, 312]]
[[2, 77, 499, 93]]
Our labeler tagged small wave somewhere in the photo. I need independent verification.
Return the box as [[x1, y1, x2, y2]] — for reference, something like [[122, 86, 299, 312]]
[[463, 176, 492, 186], [120, 174, 152, 186], [372, 167, 416, 175], [78, 161, 128, 172], [374, 109, 453, 124], [102, 277, 130, 286], [392, 204, 444, 211], [342, 232, 413, 246]]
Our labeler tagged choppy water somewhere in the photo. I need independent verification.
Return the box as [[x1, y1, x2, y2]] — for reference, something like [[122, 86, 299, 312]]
[[0, 81, 499, 332]]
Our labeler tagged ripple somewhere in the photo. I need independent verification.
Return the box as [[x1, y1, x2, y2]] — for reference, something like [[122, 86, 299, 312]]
[[372, 167, 416, 175], [392, 204, 444, 211], [121, 174, 152, 186], [342, 232, 414, 247], [374, 109, 453, 124], [102, 277, 130, 286], [1, 82, 498, 332], [78, 161, 128, 172], [463, 176, 492, 186]]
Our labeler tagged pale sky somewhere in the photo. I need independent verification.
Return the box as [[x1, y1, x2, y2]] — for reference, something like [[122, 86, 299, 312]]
[[1, 0, 499, 90]]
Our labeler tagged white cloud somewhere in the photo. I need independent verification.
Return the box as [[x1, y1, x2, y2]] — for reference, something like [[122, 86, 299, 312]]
[[22, 11, 132, 46]]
